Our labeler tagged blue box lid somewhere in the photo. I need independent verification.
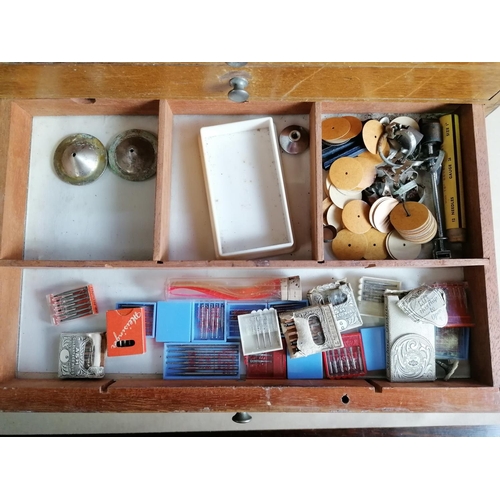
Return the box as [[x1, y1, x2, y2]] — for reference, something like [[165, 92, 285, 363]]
[[156, 301, 192, 343], [360, 326, 386, 371], [287, 352, 323, 379]]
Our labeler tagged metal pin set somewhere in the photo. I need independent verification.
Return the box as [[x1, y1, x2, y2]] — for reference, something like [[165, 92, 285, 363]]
[[323, 333, 367, 379], [164, 343, 240, 379], [194, 302, 225, 341], [357, 277, 402, 318], [48, 285, 98, 325], [237, 308, 283, 356], [245, 351, 287, 379], [226, 302, 267, 340]]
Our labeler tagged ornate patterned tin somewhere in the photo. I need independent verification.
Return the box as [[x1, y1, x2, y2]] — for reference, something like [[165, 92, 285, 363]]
[[58, 332, 106, 379], [280, 303, 344, 358], [385, 292, 436, 382], [307, 280, 363, 332]]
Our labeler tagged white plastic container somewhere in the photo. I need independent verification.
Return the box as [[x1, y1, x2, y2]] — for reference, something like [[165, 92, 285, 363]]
[[199, 117, 294, 259]]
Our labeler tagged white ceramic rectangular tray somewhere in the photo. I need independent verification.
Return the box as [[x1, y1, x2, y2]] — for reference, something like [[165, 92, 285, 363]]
[[199, 117, 294, 259]]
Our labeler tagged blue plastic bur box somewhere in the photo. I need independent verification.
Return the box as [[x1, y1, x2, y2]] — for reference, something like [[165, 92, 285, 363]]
[[360, 326, 386, 371], [163, 343, 241, 380], [116, 302, 157, 338], [286, 352, 323, 379], [192, 301, 226, 342], [155, 301, 226, 343], [156, 299, 309, 345], [226, 302, 267, 340], [156, 301, 192, 342]]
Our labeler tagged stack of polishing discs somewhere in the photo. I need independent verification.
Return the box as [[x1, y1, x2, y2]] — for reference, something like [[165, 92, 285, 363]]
[[332, 230, 368, 260], [385, 230, 422, 260], [364, 228, 389, 260], [322, 116, 363, 145], [369, 196, 399, 233], [330, 200, 389, 260], [389, 202, 437, 244], [342, 200, 371, 234], [328, 153, 378, 193], [327, 180, 362, 209], [331, 227, 389, 260]]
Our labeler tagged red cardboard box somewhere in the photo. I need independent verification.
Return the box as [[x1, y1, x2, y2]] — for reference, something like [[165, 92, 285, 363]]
[[106, 307, 146, 356]]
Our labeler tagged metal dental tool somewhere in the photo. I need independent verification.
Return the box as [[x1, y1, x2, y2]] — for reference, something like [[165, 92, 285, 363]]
[[418, 118, 452, 259]]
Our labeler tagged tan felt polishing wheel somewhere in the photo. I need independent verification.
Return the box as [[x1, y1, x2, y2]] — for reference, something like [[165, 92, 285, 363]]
[[354, 156, 377, 190], [363, 228, 389, 260], [332, 230, 368, 260], [362, 120, 389, 155], [358, 151, 383, 166], [389, 202, 431, 232], [342, 200, 371, 234], [329, 157, 364, 191], [342, 116, 363, 140], [363, 120, 384, 154], [404, 217, 437, 244], [322, 117, 351, 143]]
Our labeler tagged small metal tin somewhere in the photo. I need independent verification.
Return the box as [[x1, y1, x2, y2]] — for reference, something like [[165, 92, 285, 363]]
[[279, 125, 310, 154], [53, 133, 107, 186], [323, 225, 337, 242], [108, 129, 158, 181]]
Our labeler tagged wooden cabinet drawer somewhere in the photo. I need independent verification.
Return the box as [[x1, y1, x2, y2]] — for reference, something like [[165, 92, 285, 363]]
[[1, 95, 499, 413]]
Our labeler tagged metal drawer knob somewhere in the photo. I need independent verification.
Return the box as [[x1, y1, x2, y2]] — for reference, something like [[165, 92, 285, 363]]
[[232, 411, 252, 424], [228, 77, 249, 103]]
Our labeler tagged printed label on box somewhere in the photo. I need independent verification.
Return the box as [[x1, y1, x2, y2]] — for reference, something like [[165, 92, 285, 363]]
[[106, 307, 146, 356]]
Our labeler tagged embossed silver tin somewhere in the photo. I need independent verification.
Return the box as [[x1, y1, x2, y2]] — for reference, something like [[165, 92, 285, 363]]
[[58, 332, 106, 379], [108, 129, 158, 181], [53, 133, 107, 185], [280, 303, 344, 358], [307, 280, 363, 332], [385, 292, 436, 382]]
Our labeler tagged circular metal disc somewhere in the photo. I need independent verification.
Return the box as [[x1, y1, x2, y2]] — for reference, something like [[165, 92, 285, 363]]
[[279, 125, 310, 154], [53, 133, 107, 186], [108, 129, 158, 181]]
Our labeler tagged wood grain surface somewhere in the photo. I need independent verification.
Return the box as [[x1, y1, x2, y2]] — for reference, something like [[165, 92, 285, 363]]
[[310, 102, 322, 261], [0, 64, 499, 113], [0, 102, 31, 259], [153, 100, 173, 262], [0, 268, 22, 381], [0, 258, 490, 268], [1, 378, 499, 413]]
